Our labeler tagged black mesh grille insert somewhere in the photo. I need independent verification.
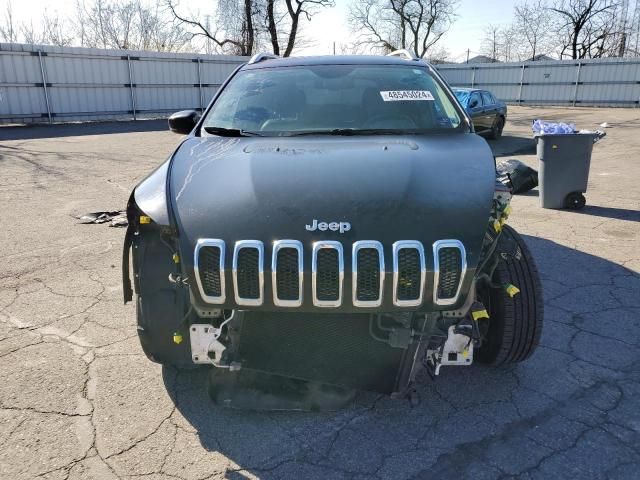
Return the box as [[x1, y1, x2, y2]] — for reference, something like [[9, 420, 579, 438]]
[[356, 248, 381, 302], [236, 248, 260, 299], [316, 249, 340, 301], [397, 248, 421, 301], [275, 248, 300, 301], [438, 247, 462, 299], [198, 246, 222, 297]]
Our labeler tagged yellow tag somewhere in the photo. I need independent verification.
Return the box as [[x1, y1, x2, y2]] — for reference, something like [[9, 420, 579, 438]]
[[172, 253, 180, 264], [172, 333, 183, 345], [472, 309, 489, 321], [139, 215, 152, 224], [493, 219, 502, 233], [505, 284, 520, 297]]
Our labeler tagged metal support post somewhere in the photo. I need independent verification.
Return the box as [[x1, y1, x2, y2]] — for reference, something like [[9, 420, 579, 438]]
[[126, 55, 137, 120], [37, 50, 52, 124]]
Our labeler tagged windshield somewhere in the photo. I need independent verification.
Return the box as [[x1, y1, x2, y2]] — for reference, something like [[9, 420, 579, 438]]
[[202, 64, 463, 136]]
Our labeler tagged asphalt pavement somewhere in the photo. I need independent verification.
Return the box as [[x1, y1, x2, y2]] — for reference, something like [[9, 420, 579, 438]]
[[1, 107, 639, 479]]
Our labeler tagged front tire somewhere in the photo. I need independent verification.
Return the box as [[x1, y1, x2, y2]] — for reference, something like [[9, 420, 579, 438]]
[[476, 225, 544, 365]]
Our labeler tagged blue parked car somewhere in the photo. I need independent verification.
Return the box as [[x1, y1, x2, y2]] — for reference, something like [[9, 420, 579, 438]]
[[453, 88, 507, 139]]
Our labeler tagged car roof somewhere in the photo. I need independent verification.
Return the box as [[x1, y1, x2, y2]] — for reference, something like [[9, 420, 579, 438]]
[[453, 87, 482, 93], [242, 55, 430, 70]]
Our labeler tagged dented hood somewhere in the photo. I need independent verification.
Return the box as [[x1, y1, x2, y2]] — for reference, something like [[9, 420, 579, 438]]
[[168, 133, 495, 278]]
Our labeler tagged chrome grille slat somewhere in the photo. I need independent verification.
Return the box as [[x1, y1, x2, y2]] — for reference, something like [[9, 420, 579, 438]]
[[194, 239, 226, 304], [233, 240, 264, 306], [433, 240, 467, 306], [352, 241, 385, 307], [272, 240, 303, 307], [312, 241, 344, 307], [392, 241, 426, 307]]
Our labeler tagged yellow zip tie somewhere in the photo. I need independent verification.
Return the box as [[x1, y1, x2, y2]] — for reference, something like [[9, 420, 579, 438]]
[[493, 219, 502, 233], [172, 332, 183, 345], [139, 215, 152, 224], [505, 284, 520, 297], [503, 205, 512, 218], [471, 309, 489, 321], [172, 253, 180, 264]]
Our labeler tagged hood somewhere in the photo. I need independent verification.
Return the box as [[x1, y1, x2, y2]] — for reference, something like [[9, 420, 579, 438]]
[[169, 133, 495, 308]]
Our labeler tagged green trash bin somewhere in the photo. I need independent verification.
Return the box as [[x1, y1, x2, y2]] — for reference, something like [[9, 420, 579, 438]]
[[535, 132, 603, 209]]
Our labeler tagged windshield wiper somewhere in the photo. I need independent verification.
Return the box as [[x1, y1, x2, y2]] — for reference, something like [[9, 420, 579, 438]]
[[290, 128, 409, 136], [203, 126, 262, 137]]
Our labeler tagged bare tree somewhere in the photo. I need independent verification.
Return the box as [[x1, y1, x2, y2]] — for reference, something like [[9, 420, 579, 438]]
[[349, 0, 458, 58], [73, 0, 189, 51], [42, 11, 75, 46], [0, 1, 18, 43], [265, 0, 334, 57], [480, 24, 501, 61], [515, 0, 554, 60], [166, 0, 260, 55], [551, 0, 621, 58], [498, 24, 520, 61]]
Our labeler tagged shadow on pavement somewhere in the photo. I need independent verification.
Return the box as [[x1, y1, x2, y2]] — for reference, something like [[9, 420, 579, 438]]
[[161, 235, 640, 478], [575, 205, 640, 222], [0, 119, 168, 141]]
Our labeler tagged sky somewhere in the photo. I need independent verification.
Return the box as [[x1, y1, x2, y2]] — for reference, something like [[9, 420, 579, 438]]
[[1, 0, 518, 61]]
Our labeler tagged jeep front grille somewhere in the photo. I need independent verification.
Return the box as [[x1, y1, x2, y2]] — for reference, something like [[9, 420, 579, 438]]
[[194, 239, 466, 308], [433, 240, 467, 305], [233, 240, 264, 306], [194, 239, 225, 303], [312, 241, 343, 307], [352, 241, 385, 307], [392, 241, 426, 307], [272, 240, 303, 307]]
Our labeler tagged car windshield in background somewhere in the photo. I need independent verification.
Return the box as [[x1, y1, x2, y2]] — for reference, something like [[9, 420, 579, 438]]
[[453, 89, 470, 108], [202, 65, 462, 136]]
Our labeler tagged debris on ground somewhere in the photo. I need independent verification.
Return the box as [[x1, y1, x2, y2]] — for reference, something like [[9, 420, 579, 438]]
[[76, 210, 127, 227], [496, 159, 539, 194]]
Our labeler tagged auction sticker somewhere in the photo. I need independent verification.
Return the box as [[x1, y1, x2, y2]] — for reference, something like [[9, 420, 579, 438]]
[[380, 90, 434, 101]]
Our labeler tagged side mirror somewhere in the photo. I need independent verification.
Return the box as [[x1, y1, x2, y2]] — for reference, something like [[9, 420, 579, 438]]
[[168, 110, 200, 135], [469, 99, 479, 109]]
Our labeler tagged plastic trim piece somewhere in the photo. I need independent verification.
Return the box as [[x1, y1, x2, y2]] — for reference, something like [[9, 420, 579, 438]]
[[392, 241, 426, 307], [352, 241, 385, 308], [432, 239, 467, 306], [311, 241, 344, 308], [232, 240, 264, 306], [194, 239, 226, 304], [271, 240, 304, 307]]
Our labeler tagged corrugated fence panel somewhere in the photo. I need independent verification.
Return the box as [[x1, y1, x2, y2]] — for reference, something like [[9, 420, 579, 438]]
[[436, 58, 640, 107], [0, 43, 247, 124], [2, 43, 639, 124]]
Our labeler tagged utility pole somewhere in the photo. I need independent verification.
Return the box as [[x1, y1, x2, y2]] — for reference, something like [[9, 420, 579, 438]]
[[466, 48, 470, 63], [333, 41, 336, 55]]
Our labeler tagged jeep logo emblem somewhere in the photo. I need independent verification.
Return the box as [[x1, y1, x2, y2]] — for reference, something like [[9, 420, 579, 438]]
[[306, 219, 351, 233]]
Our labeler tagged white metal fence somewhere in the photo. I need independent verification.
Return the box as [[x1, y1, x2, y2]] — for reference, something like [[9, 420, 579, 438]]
[[435, 57, 640, 107], [0, 43, 247, 125], [1, 44, 640, 126]]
